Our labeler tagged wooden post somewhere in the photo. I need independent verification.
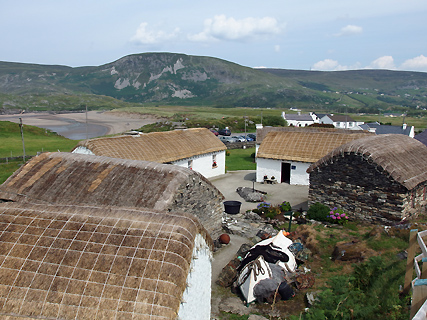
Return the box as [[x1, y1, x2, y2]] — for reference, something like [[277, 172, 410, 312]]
[[404, 229, 418, 295], [19, 117, 26, 162], [411, 279, 427, 318]]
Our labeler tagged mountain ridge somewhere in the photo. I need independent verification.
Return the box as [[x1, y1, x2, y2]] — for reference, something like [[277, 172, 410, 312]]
[[1, 52, 427, 112]]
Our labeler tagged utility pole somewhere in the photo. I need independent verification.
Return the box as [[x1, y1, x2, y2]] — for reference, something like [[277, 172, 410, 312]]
[[19, 118, 26, 162], [85, 105, 88, 140]]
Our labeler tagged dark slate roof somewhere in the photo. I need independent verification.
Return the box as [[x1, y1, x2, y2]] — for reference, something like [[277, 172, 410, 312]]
[[314, 113, 327, 119], [307, 134, 427, 190], [284, 113, 314, 121], [326, 114, 356, 122], [415, 129, 427, 146], [360, 122, 413, 136]]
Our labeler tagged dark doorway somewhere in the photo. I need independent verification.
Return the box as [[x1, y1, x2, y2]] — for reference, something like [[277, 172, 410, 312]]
[[281, 163, 291, 183]]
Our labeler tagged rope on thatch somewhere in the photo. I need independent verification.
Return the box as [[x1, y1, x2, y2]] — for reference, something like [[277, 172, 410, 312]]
[[0, 202, 212, 319]]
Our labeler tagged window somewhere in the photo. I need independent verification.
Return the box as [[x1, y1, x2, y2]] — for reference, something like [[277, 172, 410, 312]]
[[212, 155, 217, 168], [188, 160, 193, 169]]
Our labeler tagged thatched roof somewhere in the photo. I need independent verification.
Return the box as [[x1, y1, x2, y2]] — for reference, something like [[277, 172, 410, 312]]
[[257, 131, 373, 163], [0, 202, 211, 319], [0, 152, 221, 209], [256, 126, 369, 144], [307, 134, 427, 190], [72, 128, 226, 163]]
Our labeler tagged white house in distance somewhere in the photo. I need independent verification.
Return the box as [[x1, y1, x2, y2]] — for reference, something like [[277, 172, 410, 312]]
[[358, 122, 415, 138], [319, 114, 362, 130], [256, 130, 373, 185], [282, 111, 320, 127], [72, 128, 227, 178]]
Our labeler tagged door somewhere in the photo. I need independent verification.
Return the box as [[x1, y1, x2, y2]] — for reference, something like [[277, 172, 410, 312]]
[[281, 162, 291, 183]]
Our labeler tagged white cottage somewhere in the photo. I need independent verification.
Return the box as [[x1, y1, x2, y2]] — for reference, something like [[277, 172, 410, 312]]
[[256, 131, 372, 185], [319, 114, 361, 130], [72, 128, 227, 179], [282, 111, 319, 127]]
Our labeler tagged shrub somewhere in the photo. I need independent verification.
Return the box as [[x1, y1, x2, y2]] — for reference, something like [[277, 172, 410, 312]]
[[290, 257, 409, 320], [279, 201, 292, 212], [306, 202, 330, 221], [255, 202, 271, 214]]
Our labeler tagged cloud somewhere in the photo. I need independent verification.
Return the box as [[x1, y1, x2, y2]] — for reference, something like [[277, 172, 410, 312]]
[[335, 25, 363, 37], [312, 59, 347, 71], [131, 22, 180, 44], [274, 45, 280, 52], [367, 56, 396, 69], [188, 15, 282, 42], [400, 55, 427, 71]]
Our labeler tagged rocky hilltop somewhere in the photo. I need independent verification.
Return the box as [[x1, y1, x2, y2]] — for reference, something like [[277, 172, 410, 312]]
[[1, 52, 427, 110]]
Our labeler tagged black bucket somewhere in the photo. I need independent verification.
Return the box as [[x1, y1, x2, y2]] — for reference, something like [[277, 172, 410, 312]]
[[223, 200, 242, 214]]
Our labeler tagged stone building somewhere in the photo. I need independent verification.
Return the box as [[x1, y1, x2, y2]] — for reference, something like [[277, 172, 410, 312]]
[[0, 152, 224, 237], [72, 128, 227, 179], [307, 134, 427, 224]]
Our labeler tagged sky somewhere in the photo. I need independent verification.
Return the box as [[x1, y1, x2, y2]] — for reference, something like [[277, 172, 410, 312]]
[[1, 0, 427, 72]]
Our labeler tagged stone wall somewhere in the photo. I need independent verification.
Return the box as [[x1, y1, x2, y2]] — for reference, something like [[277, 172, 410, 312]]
[[169, 174, 224, 238], [308, 153, 425, 224]]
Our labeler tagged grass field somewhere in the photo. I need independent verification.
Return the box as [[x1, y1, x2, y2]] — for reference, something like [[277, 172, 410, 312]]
[[0, 120, 78, 158], [225, 147, 256, 171], [112, 105, 427, 132]]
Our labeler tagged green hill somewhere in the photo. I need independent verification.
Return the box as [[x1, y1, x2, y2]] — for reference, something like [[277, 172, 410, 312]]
[[0, 121, 77, 158], [1, 52, 427, 114]]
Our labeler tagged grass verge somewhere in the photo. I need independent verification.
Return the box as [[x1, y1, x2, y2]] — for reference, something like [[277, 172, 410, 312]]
[[225, 147, 256, 171]]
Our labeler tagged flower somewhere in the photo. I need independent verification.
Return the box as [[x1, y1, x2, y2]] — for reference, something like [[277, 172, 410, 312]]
[[328, 207, 348, 225]]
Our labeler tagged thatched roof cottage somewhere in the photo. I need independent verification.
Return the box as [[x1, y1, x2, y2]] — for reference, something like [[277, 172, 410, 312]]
[[72, 128, 227, 178], [0, 202, 212, 319], [256, 131, 372, 185], [307, 134, 427, 224], [0, 152, 224, 237]]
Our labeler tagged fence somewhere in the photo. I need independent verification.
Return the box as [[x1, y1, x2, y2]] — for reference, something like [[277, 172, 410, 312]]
[[404, 229, 427, 319], [0, 155, 35, 164]]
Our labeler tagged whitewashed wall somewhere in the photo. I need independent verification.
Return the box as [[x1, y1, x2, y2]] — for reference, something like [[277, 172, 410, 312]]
[[173, 151, 226, 179], [256, 157, 311, 185], [256, 158, 281, 183], [177, 234, 212, 320], [290, 162, 310, 185], [73, 148, 225, 179]]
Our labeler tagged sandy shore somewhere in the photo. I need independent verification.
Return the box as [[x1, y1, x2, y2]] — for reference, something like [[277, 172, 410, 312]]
[[0, 111, 160, 140]]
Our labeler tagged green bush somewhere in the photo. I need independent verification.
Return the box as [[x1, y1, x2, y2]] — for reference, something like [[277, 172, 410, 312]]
[[290, 256, 409, 320], [306, 202, 330, 221], [279, 201, 292, 212]]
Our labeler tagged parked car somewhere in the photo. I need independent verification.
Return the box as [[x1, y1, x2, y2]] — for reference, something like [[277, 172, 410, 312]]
[[210, 129, 219, 136], [218, 128, 231, 136], [247, 133, 256, 141], [242, 135, 254, 141], [219, 136, 235, 143], [232, 136, 245, 142]]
